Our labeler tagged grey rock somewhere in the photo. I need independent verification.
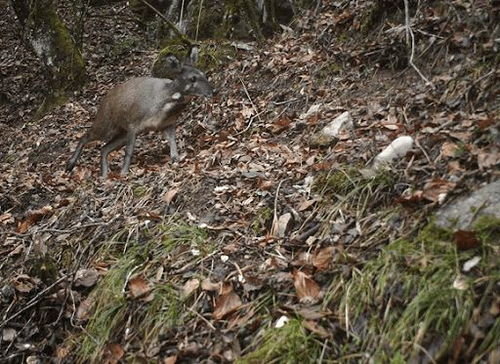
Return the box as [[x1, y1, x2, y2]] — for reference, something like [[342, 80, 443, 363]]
[[435, 180, 500, 229]]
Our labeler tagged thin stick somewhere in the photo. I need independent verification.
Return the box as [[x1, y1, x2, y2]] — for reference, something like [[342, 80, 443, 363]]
[[404, 0, 434, 88], [187, 306, 216, 331], [238, 76, 262, 123], [233, 110, 265, 136], [179, 0, 186, 30], [139, 0, 189, 42], [195, 0, 205, 41], [0, 275, 69, 329]]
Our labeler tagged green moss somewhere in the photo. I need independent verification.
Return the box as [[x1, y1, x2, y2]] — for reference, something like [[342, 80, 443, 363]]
[[28, 256, 58, 284], [197, 42, 237, 71], [152, 38, 190, 78], [330, 221, 499, 361], [473, 215, 500, 244], [238, 319, 323, 363], [251, 206, 273, 235], [359, 2, 384, 34], [74, 220, 213, 362], [159, 222, 213, 254], [315, 61, 343, 81], [35, 92, 68, 119], [238, 0, 263, 39], [313, 168, 359, 196], [153, 40, 235, 78], [417, 221, 453, 244], [132, 184, 149, 198], [140, 284, 181, 344], [314, 167, 394, 199], [77, 248, 139, 362], [454, 142, 467, 158], [111, 36, 141, 58]]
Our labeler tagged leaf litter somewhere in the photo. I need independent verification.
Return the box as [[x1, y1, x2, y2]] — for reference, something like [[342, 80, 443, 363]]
[[0, 1, 499, 363]]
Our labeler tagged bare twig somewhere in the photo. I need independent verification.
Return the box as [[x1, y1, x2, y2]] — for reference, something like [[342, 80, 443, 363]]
[[233, 110, 265, 136], [187, 306, 216, 331], [139, 0, 189, 43], [404, 0, 434, 88], [0, 275, 69, 329], [238, 76, 262, 123], [195, 0, 205, 41]]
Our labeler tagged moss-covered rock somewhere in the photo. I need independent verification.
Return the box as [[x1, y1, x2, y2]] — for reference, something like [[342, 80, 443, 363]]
[[152, 39, 236, 78], [151, 38, 192, 78]]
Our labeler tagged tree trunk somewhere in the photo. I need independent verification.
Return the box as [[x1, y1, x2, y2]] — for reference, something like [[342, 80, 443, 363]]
[[10, 0, 86, 116]]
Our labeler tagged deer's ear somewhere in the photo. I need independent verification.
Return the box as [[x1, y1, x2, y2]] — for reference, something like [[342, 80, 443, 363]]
[[165, 53, 182, 72], [188, 46, 199, 65]]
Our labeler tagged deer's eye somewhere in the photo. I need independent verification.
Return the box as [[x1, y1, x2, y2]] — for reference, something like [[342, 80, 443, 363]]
[[190, 76, 197, 82]]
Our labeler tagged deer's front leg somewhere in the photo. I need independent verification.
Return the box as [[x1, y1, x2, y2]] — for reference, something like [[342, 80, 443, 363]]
[[164, 125, 178, 162]]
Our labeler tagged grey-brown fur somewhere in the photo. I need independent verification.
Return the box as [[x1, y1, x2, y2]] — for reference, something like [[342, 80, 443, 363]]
[[66, 48, 213, 178]]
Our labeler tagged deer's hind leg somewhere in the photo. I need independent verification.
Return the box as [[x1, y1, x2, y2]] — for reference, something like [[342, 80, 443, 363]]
[[66, 133, 91, 172], [100, 132, 127, 178], [120, 131, 137, 176]]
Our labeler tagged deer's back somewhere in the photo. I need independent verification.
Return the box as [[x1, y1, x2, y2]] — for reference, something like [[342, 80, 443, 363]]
[[89, 77, 186, 141]]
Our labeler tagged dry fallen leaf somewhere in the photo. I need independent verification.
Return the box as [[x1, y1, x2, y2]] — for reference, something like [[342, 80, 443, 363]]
[[476, 148, 500, 170], [453, 275, 469, 291], [453, 230, 480, 251], [312, 247, 335, 270], [55, 344, 71, 361], [271, 115, 292, 133], [213, 282, 242, 320], [293, 270, 321, 304], [17, 205, 54, 233], [397, 190, 424, 204], [441, 141, 459, 157], [303, 320, 330, 338], [298, 199, 317, 212], [297, 307, 330, 320], [201, 278, 220, 291], [271, 212, 292, 237], [182, 279, 200, 297], [12, 274, 38, 293], [163, 355, 177, 364], [74, 268, 99, 288], [242, 275, 264, 292], [128, 276, 153, 301], [291, 252, 313, 267], [76, 296, 95, 321], [162, 188, 179, 205], [422, 179, 456, 203], [0, 213, 14, 224], [2, 328, 17, 342], [102, 343, 124, 364]]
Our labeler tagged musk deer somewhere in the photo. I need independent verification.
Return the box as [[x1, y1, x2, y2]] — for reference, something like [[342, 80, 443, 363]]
[[66, 47, 213, 178]]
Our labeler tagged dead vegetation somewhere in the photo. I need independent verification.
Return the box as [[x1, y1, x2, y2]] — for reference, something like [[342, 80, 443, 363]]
[[1, 1, 499, 363]]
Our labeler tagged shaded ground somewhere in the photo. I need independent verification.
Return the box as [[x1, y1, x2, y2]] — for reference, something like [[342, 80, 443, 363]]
[[1, 1, 499, 363]]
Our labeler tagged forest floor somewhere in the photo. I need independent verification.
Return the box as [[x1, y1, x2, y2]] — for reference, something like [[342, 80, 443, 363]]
[[1, 1, 499, 363]]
